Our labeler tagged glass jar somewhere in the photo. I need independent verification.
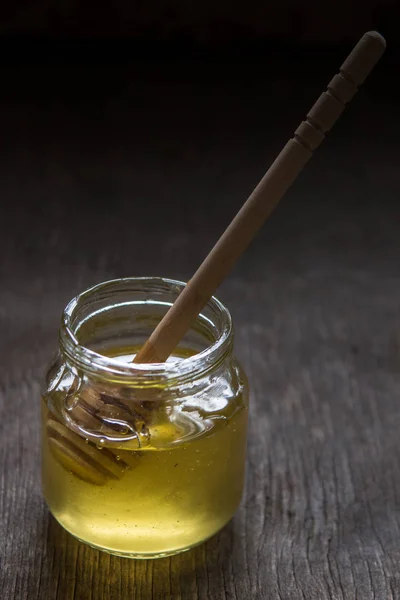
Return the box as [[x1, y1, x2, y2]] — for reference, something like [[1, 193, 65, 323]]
[[41, 277, 249, 559]]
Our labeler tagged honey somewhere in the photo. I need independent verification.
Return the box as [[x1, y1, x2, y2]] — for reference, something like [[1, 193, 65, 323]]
[[42, 347, 248, 558], [41, 277, 249, 558]]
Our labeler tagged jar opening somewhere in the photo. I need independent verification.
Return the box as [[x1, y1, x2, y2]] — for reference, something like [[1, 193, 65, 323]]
[[60, 277, 233, 383]]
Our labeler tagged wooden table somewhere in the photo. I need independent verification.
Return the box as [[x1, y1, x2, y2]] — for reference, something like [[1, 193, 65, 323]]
[[1, 46, 399, 599]]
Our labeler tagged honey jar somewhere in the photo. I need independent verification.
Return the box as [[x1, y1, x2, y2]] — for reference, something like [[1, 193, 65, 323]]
[[42, 277, 249, 558]]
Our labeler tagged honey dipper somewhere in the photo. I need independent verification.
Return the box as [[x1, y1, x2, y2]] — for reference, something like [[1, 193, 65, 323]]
[[47, 32, 386, 483]]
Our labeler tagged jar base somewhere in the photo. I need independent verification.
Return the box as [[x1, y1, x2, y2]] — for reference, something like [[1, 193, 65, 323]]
[[50, 513, 228, 559]]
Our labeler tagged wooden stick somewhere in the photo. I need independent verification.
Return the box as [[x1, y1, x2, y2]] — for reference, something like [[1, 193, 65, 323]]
[[46, 32, 386, 482], [134, 31, 386, 364]]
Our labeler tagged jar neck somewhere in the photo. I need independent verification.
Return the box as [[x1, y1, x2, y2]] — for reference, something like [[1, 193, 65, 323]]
[[59, 277, 234, 387]]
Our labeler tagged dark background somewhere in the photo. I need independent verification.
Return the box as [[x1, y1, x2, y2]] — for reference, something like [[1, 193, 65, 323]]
[[1, 3, 400, 599], [0, 0, 399, 44]]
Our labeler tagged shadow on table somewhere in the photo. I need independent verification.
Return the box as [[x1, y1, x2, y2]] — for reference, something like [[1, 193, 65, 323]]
[[39, 513, 240, 599]]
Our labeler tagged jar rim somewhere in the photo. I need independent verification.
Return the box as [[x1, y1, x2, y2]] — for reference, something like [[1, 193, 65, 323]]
[[60, 277, 233, 382]]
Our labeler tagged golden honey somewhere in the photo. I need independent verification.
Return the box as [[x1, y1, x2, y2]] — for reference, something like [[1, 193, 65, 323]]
[[41, 278, 249, 558]]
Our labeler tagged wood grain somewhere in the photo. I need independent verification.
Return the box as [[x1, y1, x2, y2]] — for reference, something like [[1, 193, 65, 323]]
[[1, 50, 399, 599]]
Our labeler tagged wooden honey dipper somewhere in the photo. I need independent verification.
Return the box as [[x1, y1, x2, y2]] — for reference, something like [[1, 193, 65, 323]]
[[47, 32, 386, 484]]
